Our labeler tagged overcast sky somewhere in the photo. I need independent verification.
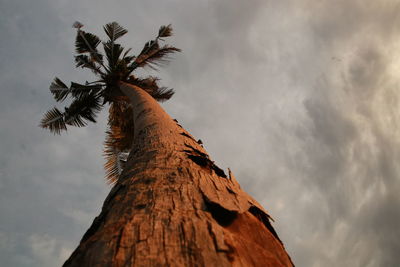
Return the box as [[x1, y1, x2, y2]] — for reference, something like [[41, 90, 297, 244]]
[[1, 0, 400, 266]]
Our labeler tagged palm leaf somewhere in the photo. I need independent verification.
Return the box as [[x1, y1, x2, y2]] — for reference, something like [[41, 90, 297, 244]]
[[64, 93, 103, 127], [140, 40, 159, 54], [103, 41, 124, 69], [158, 24, 173, 38], [75, 30, 104, 65], [75, 30, 101, 53], [121, 55, 136, 66], [40, 107, 66, 134], [121, 48, 136, 65], [128, 76, 159, 90], [130, 45, 180, 70], [127, 76, 173, 101], [49, 77, 69, 102], [122, 48, 133, 59], [150, 86, 174, 102], [103, 22, 128, 42], [75, 55, 104, 75], [70, 82, 104, 99], [127, 25, 179, 72], [41, 22, 181, 185]]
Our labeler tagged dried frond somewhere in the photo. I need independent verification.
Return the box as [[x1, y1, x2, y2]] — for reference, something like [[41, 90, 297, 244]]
[[103, 102, 134, 184], [108, 102, 134, 151], [108, 101, 131, 124], [103, 129, 129, 184], [103, 146, 119, 183], [103, 140, 121, 184]]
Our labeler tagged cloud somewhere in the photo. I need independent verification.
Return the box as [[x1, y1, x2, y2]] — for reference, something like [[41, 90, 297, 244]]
[[265, 1, 400, 265], [28, 233, 72, 267]]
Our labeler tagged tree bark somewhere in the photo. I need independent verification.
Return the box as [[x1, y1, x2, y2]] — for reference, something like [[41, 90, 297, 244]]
[[63, 83, 294, 267]]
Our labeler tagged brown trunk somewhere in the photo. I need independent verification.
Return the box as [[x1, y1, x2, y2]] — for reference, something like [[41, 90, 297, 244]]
[[63, 83, 294, 267]]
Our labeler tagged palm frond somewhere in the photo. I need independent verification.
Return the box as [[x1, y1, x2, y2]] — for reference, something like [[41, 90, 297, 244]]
[[150, 86, 174, 102], [158, 24, 173, 38], [121, 56, 136, 66], [103, 146, 122, 184], [107, 102, 134, 142], [122, 48, 133, 59], [103, 148, 129, 184], [103, 102, 134, 184], [70, 82, 104, 99], [128, 76, 159, 90], [126, 76, 174, 102], [126, 76, 173, 101], [75, 55, 104, 75], [103, 41, 124, 69], [103, 22, 128, 42], [139, 40, 160, 57], [75, 30, 104, 65], [64, 93, 103, 127], [75, 30, 101, 53], [130, 45, 180, 71], [41, 22, 181, 185], [49, 77, 69, 102], [121, 48, 136, 65], [103, 128, 129, 184], [40, 107, 66, 134]]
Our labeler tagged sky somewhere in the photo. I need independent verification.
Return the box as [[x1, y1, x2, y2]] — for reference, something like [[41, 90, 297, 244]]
[[1, 0, 400, 266]]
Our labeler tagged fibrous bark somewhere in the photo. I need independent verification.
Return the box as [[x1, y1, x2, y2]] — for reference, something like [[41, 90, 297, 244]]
[[63, 83, 294, 267]]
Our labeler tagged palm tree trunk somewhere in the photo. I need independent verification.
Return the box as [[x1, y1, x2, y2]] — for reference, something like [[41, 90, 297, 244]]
[[63, 83, 294, 267]]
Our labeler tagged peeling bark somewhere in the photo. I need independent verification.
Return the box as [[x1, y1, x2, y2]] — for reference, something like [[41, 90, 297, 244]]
[[63, 83, 294, 267]]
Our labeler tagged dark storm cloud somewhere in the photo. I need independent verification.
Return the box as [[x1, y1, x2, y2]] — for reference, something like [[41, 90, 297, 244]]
[[272, 1, 400, 265], [1, 0, 400, 266], [0, 1, 110, 266]]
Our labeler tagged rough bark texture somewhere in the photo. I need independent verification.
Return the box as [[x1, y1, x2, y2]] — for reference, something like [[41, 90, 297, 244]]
[[63, 83, 294, 267]]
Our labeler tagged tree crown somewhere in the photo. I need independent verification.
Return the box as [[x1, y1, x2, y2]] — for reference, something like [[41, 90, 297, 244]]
[[40, 22, 180, 183]]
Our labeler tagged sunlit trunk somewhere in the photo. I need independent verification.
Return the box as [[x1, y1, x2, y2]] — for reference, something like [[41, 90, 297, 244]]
[[63, 83, 293, 267]]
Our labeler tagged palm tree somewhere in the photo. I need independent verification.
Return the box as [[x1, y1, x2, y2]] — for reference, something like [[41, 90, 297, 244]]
[[41, 22, 293, 267], [41, 21, 180, 183]]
